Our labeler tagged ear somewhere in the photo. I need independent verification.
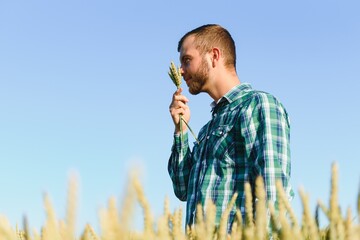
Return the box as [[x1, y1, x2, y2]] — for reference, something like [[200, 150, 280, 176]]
[[210, 47, 221, 67]]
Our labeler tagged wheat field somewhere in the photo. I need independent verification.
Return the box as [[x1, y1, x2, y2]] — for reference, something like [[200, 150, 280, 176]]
[[0, 163, 359, 240]]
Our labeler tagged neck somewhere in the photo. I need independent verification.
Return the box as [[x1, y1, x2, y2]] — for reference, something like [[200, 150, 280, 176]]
[[207, 70, 241, 102]]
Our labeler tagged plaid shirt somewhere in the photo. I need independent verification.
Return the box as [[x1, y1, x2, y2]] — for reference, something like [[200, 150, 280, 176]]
[[168, 83, 294, 230]]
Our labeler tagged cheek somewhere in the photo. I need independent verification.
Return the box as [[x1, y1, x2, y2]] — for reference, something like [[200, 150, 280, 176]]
[[184, 66, 194, 75], [189, 66, 196, 73]]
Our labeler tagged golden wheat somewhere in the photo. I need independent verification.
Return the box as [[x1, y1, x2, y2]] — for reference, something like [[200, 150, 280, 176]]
[[0, 163, 359, 239]]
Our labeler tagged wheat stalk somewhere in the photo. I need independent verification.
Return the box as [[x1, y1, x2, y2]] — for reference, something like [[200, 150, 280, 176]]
[[172, 207, 185, 240], [299, 187, 320, 240], [64, 173, 78, 240], [230, 209, 243, 240], [22, 215, 30, 240], [329, 163, 340, 240], [133, 177, 154, 238], [1, 162, 359, 239], [0, 216, 17, 240], [204, 200, 216, 239], [275, 180, 302, 240], [42, 193, 62, 240], [218, 192, 238, 240], [255, 177, 267, 240], [168, 61, 199, 144], [244, 182, 255, 239]]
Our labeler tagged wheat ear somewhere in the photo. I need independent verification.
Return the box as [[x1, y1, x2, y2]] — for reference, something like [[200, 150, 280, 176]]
[[218, 192, 238, 240], [65, 173, 78, 240], [244, 182, 255, 239], [299, 187, 319, 240], [255, 177, 267, 240]]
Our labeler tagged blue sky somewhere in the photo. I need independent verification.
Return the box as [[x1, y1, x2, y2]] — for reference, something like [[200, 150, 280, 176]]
[[1, 0, 359, 233]]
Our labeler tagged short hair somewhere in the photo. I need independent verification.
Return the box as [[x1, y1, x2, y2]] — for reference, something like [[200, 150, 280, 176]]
[[177, 24, 236, 70]]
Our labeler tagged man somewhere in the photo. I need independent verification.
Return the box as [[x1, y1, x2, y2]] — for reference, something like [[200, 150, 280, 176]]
[[168, 24, 293, 231]]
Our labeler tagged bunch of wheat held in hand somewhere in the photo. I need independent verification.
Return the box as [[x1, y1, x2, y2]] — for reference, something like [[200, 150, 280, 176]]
[[168, 61, 199, 143]]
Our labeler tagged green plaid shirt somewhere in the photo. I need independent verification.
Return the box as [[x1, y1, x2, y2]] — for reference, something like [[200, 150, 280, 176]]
[[168, 83, 294, 230]]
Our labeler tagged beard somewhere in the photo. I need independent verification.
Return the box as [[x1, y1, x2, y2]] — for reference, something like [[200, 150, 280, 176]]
[[188, 58, 210, 95]]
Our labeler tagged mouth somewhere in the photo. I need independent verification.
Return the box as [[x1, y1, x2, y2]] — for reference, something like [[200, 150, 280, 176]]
[[184, 77, 192, 84]]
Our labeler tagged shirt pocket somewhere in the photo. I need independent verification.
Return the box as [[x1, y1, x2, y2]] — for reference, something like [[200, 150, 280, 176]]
[[209, 125, 236, 167]]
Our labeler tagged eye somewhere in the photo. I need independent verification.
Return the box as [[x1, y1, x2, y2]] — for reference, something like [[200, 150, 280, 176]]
[[181, 56, 191, 67]]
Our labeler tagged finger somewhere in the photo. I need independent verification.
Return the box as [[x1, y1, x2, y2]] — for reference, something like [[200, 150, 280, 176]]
[[170, 99, 189, 113], [170, 101, 189, 112], [176, 101, 188, 110], [173, 94, 189, 103], [175, 87, 183, 95], [173, 88, 187, 98], [170, 108, 185, 119]]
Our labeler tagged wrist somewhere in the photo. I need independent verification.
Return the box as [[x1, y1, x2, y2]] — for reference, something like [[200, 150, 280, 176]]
[[174, 128, 187, 135]]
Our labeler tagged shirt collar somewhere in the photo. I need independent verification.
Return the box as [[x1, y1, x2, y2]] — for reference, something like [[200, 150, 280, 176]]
[[210, 83, 253, 110]]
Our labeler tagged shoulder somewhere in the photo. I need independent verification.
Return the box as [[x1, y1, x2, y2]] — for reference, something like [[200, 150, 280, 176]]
[[246, 90, 290, 122], [248, 90, 286, 111], [251, 90, 279, 104]]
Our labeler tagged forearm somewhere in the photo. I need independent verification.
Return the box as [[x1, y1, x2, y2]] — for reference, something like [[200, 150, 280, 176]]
[[168, 132, 192, 201]]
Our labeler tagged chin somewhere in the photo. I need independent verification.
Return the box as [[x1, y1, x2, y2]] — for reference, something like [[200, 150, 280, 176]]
[[189, 88, 201, 95]]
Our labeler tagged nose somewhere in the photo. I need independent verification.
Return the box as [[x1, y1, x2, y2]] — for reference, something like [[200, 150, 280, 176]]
[[180, 66, 185, 76]]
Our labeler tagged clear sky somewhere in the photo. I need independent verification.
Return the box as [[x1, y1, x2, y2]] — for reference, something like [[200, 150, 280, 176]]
[[1, 0, 359, 233]]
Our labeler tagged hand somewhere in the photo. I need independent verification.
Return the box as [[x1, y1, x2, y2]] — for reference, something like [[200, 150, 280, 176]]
[[169, 88, 191, 134]]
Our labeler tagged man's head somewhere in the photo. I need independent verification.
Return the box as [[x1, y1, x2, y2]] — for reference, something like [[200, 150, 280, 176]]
[[177, 24, 236, 71]]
